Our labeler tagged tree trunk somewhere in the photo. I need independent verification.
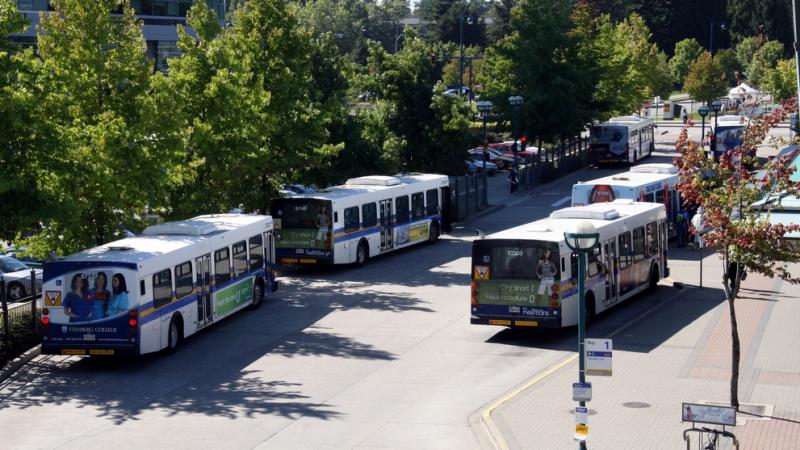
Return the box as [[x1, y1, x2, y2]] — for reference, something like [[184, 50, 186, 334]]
[[728, 294, 741, 409]]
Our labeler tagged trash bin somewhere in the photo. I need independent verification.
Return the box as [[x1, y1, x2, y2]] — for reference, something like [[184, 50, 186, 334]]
[[662, 101, 675, 119], [673, 103, 682, 117]]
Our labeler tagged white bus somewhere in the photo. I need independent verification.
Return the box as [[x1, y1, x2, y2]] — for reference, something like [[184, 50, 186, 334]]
[[270, 173, 450, 266], [572, 163, 681, 236], [40, 214, 276, 356], [470, 200, 668, 329], [589, 116, 655, 164]]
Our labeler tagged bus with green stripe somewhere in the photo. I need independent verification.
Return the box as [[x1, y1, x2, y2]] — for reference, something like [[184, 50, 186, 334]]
[[270, 174, 450, 266], [470, 200, 668, 329], [39, 214, 276, 356]]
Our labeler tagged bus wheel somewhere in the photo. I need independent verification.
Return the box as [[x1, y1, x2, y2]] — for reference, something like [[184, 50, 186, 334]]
[[251, 278, 265, 309], [429, 222, 440, 244], [355, 240, 369, 267], [648, 264, 660, 293], [166, 315, 182, 354]]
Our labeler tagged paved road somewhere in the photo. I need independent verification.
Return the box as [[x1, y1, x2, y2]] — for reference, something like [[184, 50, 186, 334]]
[[0, 156, 683, 450]]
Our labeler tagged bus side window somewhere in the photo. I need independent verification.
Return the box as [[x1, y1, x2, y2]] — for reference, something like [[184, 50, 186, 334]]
[[140, 279, 146, 296], [249, 234, 264, 271], [619, 232, 632, 268], [411, 192, 425, 220], [152, 269, 172, 308], [175, 261, 193, 298], [645, 193, 655, 202], [232, 241, 247, 277], [396, 195, 410, 224], [632, 227, 645, 263], [645, 222, 658, 257], [214, 247, 231, 285], [561, 257, 566, 273], [426, 189, 439, 215], [362, 203, 377, 228], [344, 206, 360, 233]]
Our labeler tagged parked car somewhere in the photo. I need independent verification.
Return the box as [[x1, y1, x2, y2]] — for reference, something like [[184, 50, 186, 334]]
[[0, 255, 43, 301], [467, 148, 515, 170], [491, 141, 538, 163], [443, 86, 474, 99], [465, 159, 498, 176]]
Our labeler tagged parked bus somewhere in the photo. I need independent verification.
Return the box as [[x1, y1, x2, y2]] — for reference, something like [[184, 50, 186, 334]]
[[39, 214, 277, 356], [470, 200, 668, 329], [270, 173, 450, 266], [571, 163, 681, 236], [589, 116, 655, 164]]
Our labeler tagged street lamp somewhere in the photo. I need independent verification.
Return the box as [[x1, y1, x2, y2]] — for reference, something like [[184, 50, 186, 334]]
[[698, 105, 709, 156], [564, 220, 600, 450], [459, 14, 475, 97], [711, 100, 723, 160], [508, 95, 524, 169], [477, 100, 493, 205], [709, 21, 727, 55]]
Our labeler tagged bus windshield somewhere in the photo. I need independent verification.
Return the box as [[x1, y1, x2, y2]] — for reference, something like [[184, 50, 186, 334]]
[[591, 126, 625, 143], [271, 198, 332, 229], [484, 241, 560, 280], [715, 126, 745, 152]]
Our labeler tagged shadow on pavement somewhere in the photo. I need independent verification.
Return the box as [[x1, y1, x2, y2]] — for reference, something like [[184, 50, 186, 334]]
[[482, 284, 726, 355]]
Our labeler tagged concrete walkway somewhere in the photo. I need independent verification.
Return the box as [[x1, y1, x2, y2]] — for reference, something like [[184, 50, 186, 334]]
[[485, 245, 800, 449]]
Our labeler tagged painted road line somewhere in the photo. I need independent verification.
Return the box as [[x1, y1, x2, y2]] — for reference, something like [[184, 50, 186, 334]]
[[550, 195, 571, 208], [480, 287, 686, 450]]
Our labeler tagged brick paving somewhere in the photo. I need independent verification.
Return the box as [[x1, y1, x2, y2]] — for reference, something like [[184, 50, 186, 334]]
[[490, 252, 800, 449]]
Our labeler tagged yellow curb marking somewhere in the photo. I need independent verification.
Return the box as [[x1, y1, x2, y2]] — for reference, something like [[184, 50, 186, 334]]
[[481, 287, 686, 450]]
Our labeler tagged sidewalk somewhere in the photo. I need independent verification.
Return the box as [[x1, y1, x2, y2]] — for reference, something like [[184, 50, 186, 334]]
[[486, 247, 800, 449]]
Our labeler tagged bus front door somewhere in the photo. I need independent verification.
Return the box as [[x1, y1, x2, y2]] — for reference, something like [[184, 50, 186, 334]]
[[379, 199, 393, 251], [604, 241, 618, 304], [195, 254, 213, 327]]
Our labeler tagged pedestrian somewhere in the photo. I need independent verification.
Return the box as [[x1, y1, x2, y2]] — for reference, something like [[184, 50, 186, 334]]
[[676, 212, 687, 248], [508, 168, 518, 194], [691, 206, 705, 251], [726, 259, 747, 292], [681, 108, 688, 124]]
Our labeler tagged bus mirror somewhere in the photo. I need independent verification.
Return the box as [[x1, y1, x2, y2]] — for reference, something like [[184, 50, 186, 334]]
[[475, 229, 486, 239]]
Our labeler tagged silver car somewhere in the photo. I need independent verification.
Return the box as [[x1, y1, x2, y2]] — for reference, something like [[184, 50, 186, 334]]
[[0, 255, 43, 301]]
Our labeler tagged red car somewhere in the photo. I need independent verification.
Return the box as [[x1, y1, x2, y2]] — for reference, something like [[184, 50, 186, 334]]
[[467, 148, 515, 170], [491, 141, 538, 163]]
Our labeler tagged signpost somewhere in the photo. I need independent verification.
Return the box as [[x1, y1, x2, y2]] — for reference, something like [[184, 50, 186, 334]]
[[574, 406, 589, 442], [572, 382, 592, 402], [682, 403, 737, 426], [585, 338, 613, 377]]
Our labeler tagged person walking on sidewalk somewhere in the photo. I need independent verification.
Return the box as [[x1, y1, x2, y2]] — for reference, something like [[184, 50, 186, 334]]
[[681, 107, 688, 124], [508, 168, 518, 194]]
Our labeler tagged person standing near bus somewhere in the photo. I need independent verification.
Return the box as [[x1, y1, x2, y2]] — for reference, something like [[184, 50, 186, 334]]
[[89, 272, 111, 320], [508, 168, 518, 194], [315, 206, 330, 246], [106, 274, 129, 317], [681, 108, 688, 124], [536, 250, 557, 306]]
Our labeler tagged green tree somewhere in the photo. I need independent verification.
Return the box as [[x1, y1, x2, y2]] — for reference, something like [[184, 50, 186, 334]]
[[727, 0, 793, 51], [0, 0, 46, 241], [745, 40, 784, 88], [355, 30, 471, 174], [764, 58, 797, 102], [669, 38, 703, 85], [676, 104, 800, 410], [715, 48, 741, 87], [480, 0, 596, 142], [615, 14, 672, 101], [485, 0, 515, 42], [417, 0, 486, 47], [25, 0, 184, 254], [684, 51, 728, 104], [734, 36, 761, 71], [165, 0, 340, 215]]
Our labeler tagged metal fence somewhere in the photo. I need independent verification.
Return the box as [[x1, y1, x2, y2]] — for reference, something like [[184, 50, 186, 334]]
[[448, 173, 488, 222], [0, 271, 40, 363]]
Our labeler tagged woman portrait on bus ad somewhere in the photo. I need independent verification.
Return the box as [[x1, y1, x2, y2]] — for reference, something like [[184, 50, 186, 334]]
[[106, 274, 129, 317], [63, 274, 91, 322], [536, 250, 557, 305], [89, 272, 111, 320]]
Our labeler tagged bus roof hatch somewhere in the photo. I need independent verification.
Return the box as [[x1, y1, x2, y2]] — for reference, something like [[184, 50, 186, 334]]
[[550, 204, 620, 221], [346, 176, 402, 186]]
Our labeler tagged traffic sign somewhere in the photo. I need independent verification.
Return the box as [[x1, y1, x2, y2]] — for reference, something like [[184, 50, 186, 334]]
[[572, 382, 592, 402], [575, 406, 588, 424], [585, 338, 612, 376]]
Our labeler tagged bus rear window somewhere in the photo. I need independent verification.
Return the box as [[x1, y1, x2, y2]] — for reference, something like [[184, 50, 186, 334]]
[[486, 243, 560, 280], [270, 199, 331, 229]]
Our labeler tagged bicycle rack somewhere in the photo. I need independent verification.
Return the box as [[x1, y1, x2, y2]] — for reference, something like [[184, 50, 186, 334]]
[[683, 426, 739, 450]]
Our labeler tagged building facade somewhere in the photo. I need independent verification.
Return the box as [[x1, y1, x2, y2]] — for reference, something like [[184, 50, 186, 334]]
[[14, 0, 227, 71]]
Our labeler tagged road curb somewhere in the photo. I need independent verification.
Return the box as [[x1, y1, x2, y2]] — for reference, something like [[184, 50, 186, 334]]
[[0, 345, 40, 383], [476, 286, 687, 450]]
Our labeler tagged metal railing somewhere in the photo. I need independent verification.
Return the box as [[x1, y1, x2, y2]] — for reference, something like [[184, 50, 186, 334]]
[[1, 270, 40, 364]]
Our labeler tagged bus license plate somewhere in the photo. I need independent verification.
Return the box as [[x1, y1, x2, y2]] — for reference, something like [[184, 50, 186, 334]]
[[89, 349, 114, 355]]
